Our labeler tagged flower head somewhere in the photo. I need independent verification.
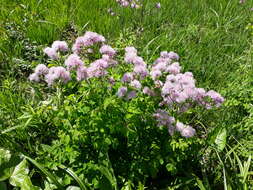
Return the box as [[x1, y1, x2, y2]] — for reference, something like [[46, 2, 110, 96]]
[[52, 41, 68, 52], [29, 73, 40, 82], [35, 64, 49, 75], [117, 86, 128, 97], [130, 79, 142, 89], [65, 54, 84, 70], [43, 47, 58, 60], [100, 45, 116, 57]]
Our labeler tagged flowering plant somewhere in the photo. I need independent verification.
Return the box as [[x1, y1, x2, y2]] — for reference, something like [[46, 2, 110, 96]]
[[26, 31, 226, 188], [30, 31, 224, 139]]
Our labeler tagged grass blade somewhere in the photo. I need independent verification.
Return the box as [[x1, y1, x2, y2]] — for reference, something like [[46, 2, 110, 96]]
[[24, 156, 65, 190], [59, 165, 90, 190]]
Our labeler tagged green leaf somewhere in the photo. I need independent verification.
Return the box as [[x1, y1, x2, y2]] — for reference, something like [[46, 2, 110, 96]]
[[0, 148, 20, 181], [24, 156, 65, 190], [89, 164, 118, 190], [242, 155, 251, 183], [59, 165, 89, 190], [44, 180, 58, 190], [215, 128, 227, 151], [166, 163, 176, 173], [195, 176, 206, 190], [121, 180, 134, 190], [9, 159, 39, 190], [103, 97, 115, 110]]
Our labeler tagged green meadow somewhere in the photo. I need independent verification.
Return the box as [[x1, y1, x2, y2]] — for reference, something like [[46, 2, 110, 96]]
[[0, 0, 252, 189]]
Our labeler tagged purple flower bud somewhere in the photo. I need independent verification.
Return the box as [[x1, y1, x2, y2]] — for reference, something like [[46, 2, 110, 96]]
[[126, 90, 137, 100], [122, 72, 134, 83], [117, 86, 128, 97], [155, 2, 161, 9]]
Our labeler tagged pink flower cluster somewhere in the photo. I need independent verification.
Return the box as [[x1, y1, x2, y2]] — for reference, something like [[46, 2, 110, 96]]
[[116, 47, 151, 100], [30, 31, 117, 86], [124, 47, 149, 79], [45, 66, 71, 86], [115, 47, 224, 138], [29, 64, 49, 82], [153, 110, 196, 138], [43, 41, 68, 60], [115, 0, 142, 8], [72, 31, 105, 54], [29, 64, 71, 86], [29, 31, 224, 138]]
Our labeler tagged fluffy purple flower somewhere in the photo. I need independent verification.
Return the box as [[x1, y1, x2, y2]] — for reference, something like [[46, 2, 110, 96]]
[[143, 86, 155, 96], [176, 122, 196, 138], [85, 31, 105, 43], [117, 86, 128, 97], [130, 79, 142, 89], [52, 41, 68, 52], [72, 37, 86, 53], [166, 62, 181, 74], [150, 70, 162, 80], [76, 66, 88, 81], [45, 66, 71, 86], [108, 77, 115, 85], [192, 88, 206, 103], [121, 72, 134, 83], [160, 51, 169, 58], [87, 59, 108, 78], [124, 47, 139, 64], [161, 72, 205, 105], [122, 1, 129, 7], [116, 0, 141, 8], [125, 52, 138, 63], [125, 46, 137, 54], [100, 45, 116, 57], [126, 90, 137, 100], [206, 90, 224, 107], [176, 122, 185, 132], [102, 54, 110, 61], [35, 64, 49, 75], [153, 109, 175, 127], [167, 51, 180, 60], [133, 65, 149, 79], [181, 126, 196, 138], [43, 47, 58, 60], [65, 54, 83, 70], [29, 73, 40, 82], [152, 61, 167, 72], [72, 31, 105, 53], [133, 56, 145, 66]]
